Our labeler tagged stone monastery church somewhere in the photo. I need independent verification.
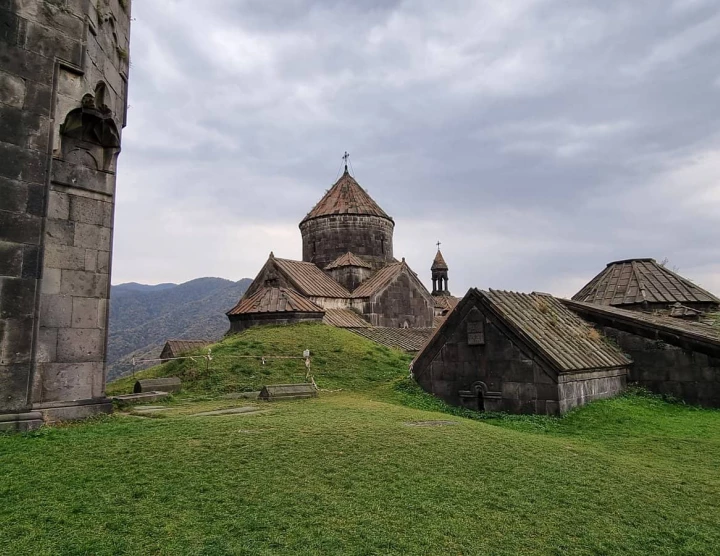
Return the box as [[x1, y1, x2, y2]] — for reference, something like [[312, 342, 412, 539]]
[[227, 164, 456, 335], [226, 161, 720, 416]]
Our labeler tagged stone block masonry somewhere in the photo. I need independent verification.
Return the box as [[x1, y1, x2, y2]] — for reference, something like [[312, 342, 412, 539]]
[[0, 0, 131, 431], [300, 215, 395, 270], [603, 327, 720, 407]]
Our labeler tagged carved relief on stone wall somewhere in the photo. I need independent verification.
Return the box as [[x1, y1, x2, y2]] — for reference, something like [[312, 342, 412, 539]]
[[59, 85, 121, 173]]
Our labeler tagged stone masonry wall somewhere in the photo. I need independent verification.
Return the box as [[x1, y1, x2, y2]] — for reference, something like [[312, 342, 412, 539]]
[[603, 326, 720, 407], [557, 368, 627, 413], [414, 305, 562, 415], [0, 0, 130, 429], [327, 265, 372, 292], [300, 215, 394, 270], [362, 271, 434, 328]]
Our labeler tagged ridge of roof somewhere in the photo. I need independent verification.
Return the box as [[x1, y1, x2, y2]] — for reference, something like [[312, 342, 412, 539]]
[[227, 287, 323, 315], [164, 339, 210, 345], [573, 259, 720, 306], [300, 170, 393, 224], [606, 257, 655, 266], [324, 252, 372, 270]]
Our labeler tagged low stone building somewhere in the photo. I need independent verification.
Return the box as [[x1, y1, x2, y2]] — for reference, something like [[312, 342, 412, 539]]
[[412, 289, 630, 415], [573, 258, 720, 314], [563, 299, 720, 408], [227, 287, 325, 333], [227, 166, 436, 331], [159, 340, 211, 361]]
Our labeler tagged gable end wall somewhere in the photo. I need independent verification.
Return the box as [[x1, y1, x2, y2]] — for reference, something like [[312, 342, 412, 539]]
[[414, 302, 562, 415], [362, 272, 434, 328]]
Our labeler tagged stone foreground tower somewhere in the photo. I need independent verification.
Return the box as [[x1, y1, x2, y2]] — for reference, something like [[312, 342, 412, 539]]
[[0, 0, 131, 430]]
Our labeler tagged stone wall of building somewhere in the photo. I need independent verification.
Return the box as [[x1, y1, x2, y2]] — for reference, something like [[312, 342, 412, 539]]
[[414, 306, 563, 414], [327, 265, 372, 292], [602, 327, 720, 407], [244, 260, 294, 298], [362, 272, 434, 328], [0, 0, 131, 430], [227, 312, 325, 334], [557, 368, 627, 413], [300, 215, 394, 270]]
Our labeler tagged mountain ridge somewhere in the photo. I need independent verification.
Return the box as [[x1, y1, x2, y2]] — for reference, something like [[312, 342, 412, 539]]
[[107, 277, 252, 380]]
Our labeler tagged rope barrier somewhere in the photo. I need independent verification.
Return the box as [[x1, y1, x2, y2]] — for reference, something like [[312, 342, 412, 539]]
[[131, 348, 339, 391]]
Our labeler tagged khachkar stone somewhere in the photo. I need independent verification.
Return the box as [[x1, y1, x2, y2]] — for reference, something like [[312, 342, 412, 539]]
[[0, 0, 131, 431]]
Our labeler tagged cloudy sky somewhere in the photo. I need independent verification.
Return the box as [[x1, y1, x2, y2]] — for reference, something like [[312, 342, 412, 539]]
[[113, 0, 720, 298]]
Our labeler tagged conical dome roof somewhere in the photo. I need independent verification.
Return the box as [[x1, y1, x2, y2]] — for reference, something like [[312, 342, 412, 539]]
[[572, 258, 720, 307], [300, 170, 392, 224], [431, 249, 448, 271]]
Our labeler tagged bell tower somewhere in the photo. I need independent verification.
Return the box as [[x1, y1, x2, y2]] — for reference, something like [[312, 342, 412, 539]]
[[431, 243, 450, 296]]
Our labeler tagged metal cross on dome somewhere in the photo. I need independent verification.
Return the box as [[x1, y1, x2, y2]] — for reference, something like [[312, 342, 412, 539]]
[[436, 240, 442, 250], [342, 151, 350, 172]]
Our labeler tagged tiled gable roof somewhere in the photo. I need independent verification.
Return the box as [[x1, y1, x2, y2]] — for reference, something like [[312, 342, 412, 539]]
[[347, 327, 435, 352], [416, 289, 629, 374], [573, 258, 720, 307], [484, 289, 630, 372], [324, 252, 371, 270], [162, 340, 211, 357], [350, 262, 404, 298], [300, 170, 392, 224], [273, 258, 351, 298], [431, 249, 448, 270], [433, 295, 459, 312], [323, 308, 371, 328], [227, 287, 324, 315], [562, 299, 720, 346]]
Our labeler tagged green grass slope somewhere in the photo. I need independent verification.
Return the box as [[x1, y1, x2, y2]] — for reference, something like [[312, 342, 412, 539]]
[[1, 393, 719, 555], [107, 323, 413, 395], [4, 323, 719, 555]]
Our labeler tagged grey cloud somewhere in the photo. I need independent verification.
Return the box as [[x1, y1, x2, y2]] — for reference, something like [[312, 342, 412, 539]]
[[113, 0, 720, 299]]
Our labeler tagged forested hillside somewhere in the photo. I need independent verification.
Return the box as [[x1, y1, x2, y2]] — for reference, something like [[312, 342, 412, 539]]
[[107, 277, 251, 380]]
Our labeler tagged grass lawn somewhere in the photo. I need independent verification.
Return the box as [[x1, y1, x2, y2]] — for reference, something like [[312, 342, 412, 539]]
[[2, 324, 719, 555]]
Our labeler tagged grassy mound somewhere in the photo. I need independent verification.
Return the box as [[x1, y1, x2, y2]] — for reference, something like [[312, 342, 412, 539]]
[[107, 323, 413, 395]]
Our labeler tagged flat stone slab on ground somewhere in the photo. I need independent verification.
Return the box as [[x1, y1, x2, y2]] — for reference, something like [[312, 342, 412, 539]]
[[191, 407, 270, 417], [111, 392, 170, 404], [221, 392, 260, 400], [404, 420, 458, 427]]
